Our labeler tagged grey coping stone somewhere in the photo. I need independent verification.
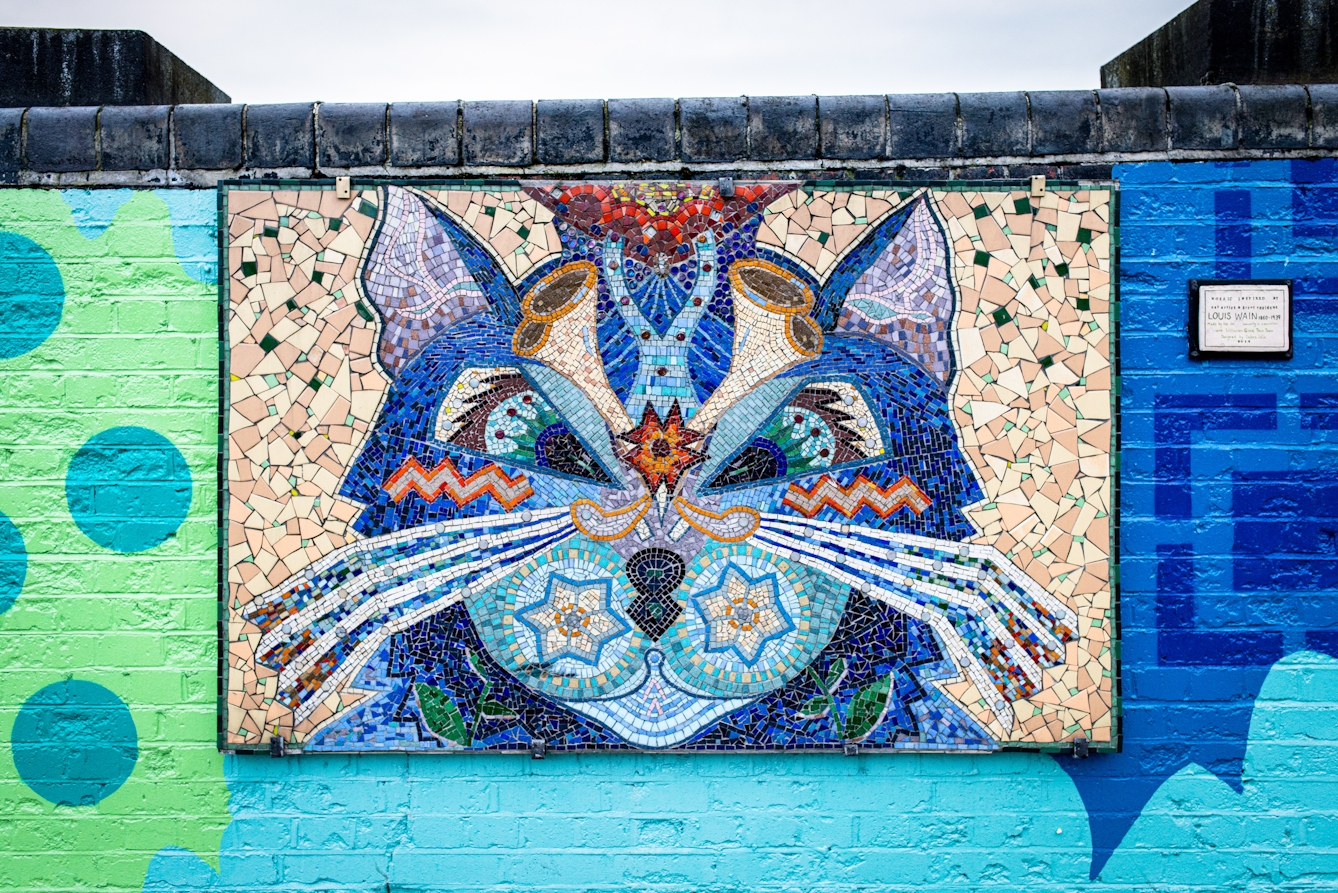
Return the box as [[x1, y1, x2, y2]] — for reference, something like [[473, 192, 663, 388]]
[[25, 106, 98, 172], [1030, 91, 1100, 156], [99, 104, 169, 170], [607, 98, 675, 163], [0, 108, 24, 173], [389, 102, 458, 167], [1097, 87, 1166, 153], [1311, 85, 1338, 148], [680, 96, 747, 163], [1, 87, 1326, 174], [174, 104, 242, 170], [1238, 85, 1308, 149], [818, 95, 885, 160], [886, 93, 957, 158], [959, 92, 1029, 157], [318, 103, 387, 168], [1168, 85, 1238, 150], [462, 100, 532, 166], [245, 103, 315, 169], [748, 95, 817, 160], [536, 99, 604, 164]]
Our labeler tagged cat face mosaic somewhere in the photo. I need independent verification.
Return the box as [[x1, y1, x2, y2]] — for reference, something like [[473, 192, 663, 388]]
[[222, 180, 1117, 752]]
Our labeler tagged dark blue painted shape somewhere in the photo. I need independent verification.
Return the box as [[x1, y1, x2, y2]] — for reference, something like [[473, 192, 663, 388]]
[[1059, 669, 1269, 878], [1214, 189, 1251, 278], [1153, 543, 1195, 630], [1291, 157, 1338, 244], [1153, 394, 1276, 519], [1301, 393, 1338, 429], [1232, 471, 1338, 596]]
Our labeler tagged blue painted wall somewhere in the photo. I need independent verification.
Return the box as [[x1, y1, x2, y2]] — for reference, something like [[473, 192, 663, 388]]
[[1060, 159, 1338, 877]]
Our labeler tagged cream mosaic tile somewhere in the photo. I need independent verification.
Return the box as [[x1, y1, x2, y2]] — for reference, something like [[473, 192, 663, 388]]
[[932, 187, 1114, 744], [418, 187, 560, 282], [225, 187, 392, 744]]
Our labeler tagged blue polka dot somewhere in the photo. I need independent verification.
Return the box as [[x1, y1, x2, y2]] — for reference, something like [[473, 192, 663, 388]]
[[66, 427, 192, 553], [0, 510, 27, 615], [0, 231, 65, 359], [11, 680, 138, 806]]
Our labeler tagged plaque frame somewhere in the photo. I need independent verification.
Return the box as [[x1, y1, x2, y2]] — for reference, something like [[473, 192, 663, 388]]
[[1188, 278, 1293, 361]]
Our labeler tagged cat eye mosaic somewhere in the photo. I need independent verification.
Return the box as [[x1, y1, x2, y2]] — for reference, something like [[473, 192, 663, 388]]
[[221, 179, 1118, 753]]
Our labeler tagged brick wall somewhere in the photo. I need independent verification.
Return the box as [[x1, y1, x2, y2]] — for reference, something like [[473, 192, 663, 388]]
[[0, 92, 1336, 892]]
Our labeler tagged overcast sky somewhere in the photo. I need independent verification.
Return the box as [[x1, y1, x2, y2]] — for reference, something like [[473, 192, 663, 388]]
[[1, 0, 1194, 103]]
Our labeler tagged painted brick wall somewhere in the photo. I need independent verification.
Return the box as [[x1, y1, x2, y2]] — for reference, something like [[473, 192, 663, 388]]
[[1, 158, 1337, 893]]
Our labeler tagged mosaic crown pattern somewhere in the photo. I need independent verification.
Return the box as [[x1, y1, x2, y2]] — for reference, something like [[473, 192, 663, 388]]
[[223, 180, 1116, 752]]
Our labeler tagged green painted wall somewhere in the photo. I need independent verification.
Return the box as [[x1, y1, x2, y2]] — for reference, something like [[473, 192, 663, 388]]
[[0, 189, 229, 892]]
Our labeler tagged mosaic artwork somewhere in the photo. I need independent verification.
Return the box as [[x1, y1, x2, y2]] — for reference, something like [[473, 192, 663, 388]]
[[222, 180, 1116, 752]]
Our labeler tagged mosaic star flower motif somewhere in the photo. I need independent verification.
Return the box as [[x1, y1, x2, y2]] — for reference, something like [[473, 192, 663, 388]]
[[692, 565, 795, 665], [516, 574, 630, 666], [619, 400, 704, 494]]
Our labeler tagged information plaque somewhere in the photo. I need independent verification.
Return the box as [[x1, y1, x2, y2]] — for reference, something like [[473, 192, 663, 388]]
[[1189, 279, 1293, 360]]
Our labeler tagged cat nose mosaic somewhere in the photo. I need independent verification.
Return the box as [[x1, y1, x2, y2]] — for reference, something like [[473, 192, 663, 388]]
[[624, 547, 687, 640], [223, 180, 1114, 753]]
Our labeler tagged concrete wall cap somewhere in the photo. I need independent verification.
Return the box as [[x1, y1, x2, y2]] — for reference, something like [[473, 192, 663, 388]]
[[0, 108, 21, 177], [536, 99, 604, 165], [959, 91, 1029, 157], [607, 98, 675, 163], [1029, 90, 1099, 156], [886, 93, 958, 159], [1096, 87, 1168, 153], [1237, 85, 1309, 150], [1311, 85, 1338, 150], [317, 102, 388, 169], [462, 100, 533, 167], [1167, 84, 1239, 151], [99, 104, 170, 171], [388, 102, 459, 168], [244, 103, 315, 170], [25, 106, 99, 173], [748, 95, 817, 161], [174, 104, 242, 170], [680, 96, 748, 163], [0, 86, 1326, 177], [818, 94, 886, 161]]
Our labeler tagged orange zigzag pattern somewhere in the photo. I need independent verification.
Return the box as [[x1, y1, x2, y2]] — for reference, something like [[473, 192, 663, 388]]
[[382, 456, 533, 511], [782, 474, 931, 520]]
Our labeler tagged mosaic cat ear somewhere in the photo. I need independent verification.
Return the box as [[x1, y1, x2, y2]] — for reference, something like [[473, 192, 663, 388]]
[[361, 185, 525, 377], [812, 194, 957, 384], [689, 259, 822, 434], [513, 261, 634, 434]]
